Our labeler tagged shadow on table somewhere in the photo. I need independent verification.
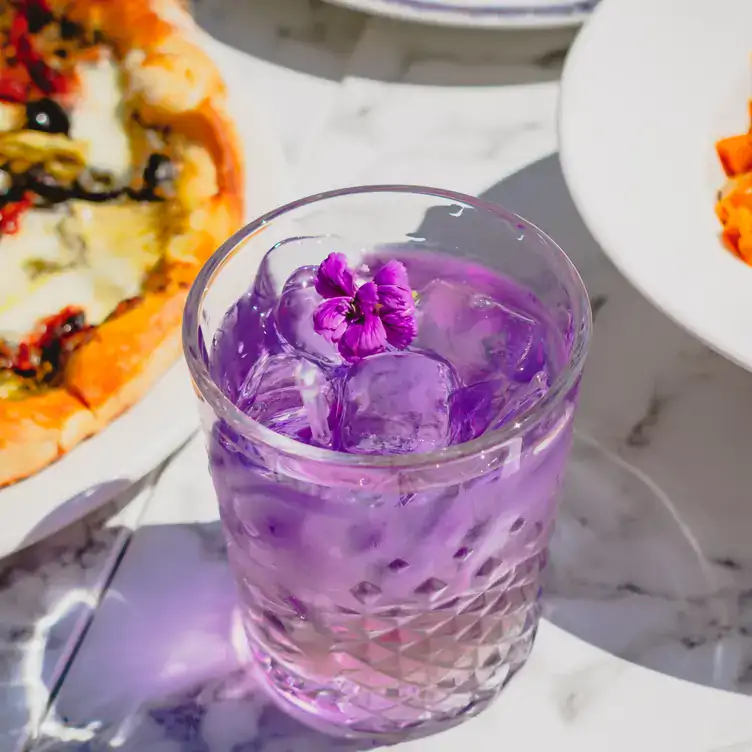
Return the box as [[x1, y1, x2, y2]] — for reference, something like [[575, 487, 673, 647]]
[[33, 521, 378, 752], [412, 154, 752, 694], [0, 481, 149, 752], [30, 494, 747, 752], [18, 480, 133, 554], [30, 159, 752, 752], [192, 0, 575, 86]]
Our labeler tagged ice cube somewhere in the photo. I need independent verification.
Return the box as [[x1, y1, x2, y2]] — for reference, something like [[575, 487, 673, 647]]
[[238, 353, 334, 446], [273, 266, 342, 367], [448, 370, 550, 443], [210, 268, 282, 403], [414, 280, 546, 386], [340, 351, 458, 455]]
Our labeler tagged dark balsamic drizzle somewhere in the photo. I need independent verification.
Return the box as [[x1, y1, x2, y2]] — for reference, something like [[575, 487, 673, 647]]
[[0, 173, 28, 204], [0, 5, 173, 381], [0, 152, 177, 208], [0, 11, 175, 210], [26, 167, 69, 204], [79, 184, 133, 203], [143, 154, 175, 190]]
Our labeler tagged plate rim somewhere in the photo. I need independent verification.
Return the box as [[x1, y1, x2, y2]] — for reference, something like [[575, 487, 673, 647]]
[[559, 0, 752, 373], [0, 36, 287, 558], [323, 0, 597, 29]]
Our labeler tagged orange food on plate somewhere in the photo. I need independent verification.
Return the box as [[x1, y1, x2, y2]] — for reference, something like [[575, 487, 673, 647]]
[[716, 114, 752, 260]]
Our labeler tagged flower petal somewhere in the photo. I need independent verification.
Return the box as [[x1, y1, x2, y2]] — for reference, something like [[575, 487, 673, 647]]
[[373, 260, 410, 290], [312, 297, 350, 343], [378, 284, 415, 315], [381, 310, 417, 350], [338, 312, 387, 362], [353, 281, 379, 315], [374, 259, 416, 322], [315, 253, 356, 299]]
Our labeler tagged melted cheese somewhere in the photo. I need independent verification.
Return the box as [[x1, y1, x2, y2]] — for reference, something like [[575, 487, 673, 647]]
[[72, 201, 164, 298], [69, 56, 132, 183], [0, 210, 75, 325], [0, 210, 78, 343], [0, 209, 72, 269], [0, 102, 23, 133], [0, 204, 164, 345], [0, 269, 122, 342]]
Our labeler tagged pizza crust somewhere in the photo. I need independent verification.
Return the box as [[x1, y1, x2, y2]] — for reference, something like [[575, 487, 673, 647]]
[[49, 0, 245, 223], [64, 288, 187, 422], [0, 389, 97, 487], [0, 0, 246, 485]]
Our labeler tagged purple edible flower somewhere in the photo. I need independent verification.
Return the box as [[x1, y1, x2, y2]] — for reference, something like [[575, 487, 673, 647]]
[[312, 253, 417, 362], [314, 252, 355, 299]]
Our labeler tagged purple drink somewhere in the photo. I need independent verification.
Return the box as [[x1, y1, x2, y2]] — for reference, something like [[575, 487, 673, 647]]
[[184, 186, 591, 742]]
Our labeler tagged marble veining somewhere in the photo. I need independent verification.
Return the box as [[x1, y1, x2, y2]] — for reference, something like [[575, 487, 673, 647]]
[[0, 478, 155, 751], [479, 154, 752, 694], [6, 1, 752, 750], [194, 0, 367, 67], [30, 441, 377, 752], [28, 436, 752, 751], [190, 0, 368, 171]]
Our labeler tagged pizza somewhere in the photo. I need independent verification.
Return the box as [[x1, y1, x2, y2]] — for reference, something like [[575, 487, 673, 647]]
[[0, 0, 244, 486]]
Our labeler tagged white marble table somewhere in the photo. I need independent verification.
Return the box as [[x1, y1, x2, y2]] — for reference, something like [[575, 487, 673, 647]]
[[4, 0, 752, 749]]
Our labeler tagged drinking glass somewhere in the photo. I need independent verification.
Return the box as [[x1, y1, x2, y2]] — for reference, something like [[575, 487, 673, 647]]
[[183, 185, 591, 742]]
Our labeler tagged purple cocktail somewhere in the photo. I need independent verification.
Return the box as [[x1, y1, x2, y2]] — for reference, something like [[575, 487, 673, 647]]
[[183, 186, 591, 742]]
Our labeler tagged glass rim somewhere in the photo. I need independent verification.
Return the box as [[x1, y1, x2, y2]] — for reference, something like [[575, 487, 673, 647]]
[[183, 184, 592, 469]]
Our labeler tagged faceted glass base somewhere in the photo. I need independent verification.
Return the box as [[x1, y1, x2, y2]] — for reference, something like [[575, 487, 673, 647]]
[[248, 636, 530, 743], [237, 550, 545, 741]]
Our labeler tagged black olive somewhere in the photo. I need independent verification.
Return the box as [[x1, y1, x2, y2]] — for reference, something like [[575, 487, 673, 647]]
[[61, 311, 86, 335], [26, 2, 53, 34], [144, 153, 175, 188], [59, 17, 83, 40], [25, 99, 70, 135], [40, 345, 62, 379]]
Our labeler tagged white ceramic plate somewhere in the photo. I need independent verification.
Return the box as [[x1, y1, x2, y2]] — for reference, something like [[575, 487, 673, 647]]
[[324, 0, 598, 29], [0, 37, 285, 557], [560, 0, 752, 371]]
